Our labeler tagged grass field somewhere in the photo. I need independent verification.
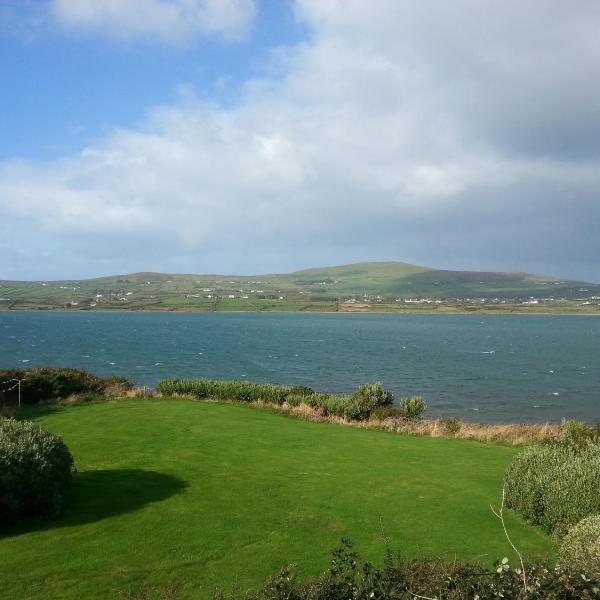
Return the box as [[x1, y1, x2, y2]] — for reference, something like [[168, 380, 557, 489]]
[[0, 400, 552, 599]]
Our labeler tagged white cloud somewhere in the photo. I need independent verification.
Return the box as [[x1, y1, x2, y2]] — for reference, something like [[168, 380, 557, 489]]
[[50, 0, 256, 43], [2, 0, 600, 280]]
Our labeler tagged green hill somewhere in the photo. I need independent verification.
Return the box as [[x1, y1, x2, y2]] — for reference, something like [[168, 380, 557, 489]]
[[1, 261, 599, 311]]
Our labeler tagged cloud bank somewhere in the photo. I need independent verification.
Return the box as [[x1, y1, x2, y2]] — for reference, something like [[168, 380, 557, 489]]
[[1, 0, 599, 280]]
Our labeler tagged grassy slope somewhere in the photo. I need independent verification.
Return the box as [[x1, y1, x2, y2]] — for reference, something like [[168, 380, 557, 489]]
[[0, 400, 551, 599], [2, 261, 599, 311]]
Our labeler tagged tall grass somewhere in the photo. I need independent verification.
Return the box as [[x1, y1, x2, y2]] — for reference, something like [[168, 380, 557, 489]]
[[157, 379, 397, 421], [157, 379, 290, 404]]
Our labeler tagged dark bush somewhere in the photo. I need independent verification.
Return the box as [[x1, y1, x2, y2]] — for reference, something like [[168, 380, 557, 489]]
[[0, 418, 75, 522], [214, 540, 599, 599], [504, 441, 600, 535], [0, 367, 132, 407]]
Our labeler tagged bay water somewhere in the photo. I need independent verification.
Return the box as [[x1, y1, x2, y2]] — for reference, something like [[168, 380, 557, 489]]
[[1, 311, 598, 423]]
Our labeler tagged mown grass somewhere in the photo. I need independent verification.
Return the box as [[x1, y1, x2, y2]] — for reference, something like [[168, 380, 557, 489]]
[[0, 399, 552, 599]]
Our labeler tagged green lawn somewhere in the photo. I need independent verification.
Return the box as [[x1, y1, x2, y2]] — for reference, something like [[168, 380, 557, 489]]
[[0, 400, 552, 599]]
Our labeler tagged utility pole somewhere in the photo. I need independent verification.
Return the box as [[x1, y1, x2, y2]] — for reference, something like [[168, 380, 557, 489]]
[[7, 378, 27, 409]]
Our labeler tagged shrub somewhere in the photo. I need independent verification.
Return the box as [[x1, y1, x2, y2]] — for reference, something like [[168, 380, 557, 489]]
[[558, 515, 600, 580], [504, 441, 600, 535], [560, 420, 599, 447], [343, 382, 394, 421], [0, 418, 75, 522], [399, 395, 427, 421], [214, 540, 599, 599], [352, 382, 394, 407], [0, 367, 132, 407]]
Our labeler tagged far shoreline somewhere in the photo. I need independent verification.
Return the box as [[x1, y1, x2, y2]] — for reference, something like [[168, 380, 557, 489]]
[[2, 307, 600, 316]]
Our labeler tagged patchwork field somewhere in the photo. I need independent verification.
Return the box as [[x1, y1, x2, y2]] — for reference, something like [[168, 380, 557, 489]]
[[0, 400, 552, 599], [2, 261, 599, 312]]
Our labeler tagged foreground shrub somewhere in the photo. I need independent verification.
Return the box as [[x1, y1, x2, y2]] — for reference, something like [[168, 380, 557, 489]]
[[558, 515, 600, 580], [0, 367, 132, 407], [504, 441, 600, 535], [214, 540, 599, 600], [0, 418, 75, 522]]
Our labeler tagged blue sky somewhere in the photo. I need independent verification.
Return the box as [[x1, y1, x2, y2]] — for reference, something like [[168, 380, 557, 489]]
[[1, 1, 599, 282], [0, 1, 305, 160]]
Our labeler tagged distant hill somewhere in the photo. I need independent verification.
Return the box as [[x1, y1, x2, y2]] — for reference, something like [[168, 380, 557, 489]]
[[1, 261, 599, 312]]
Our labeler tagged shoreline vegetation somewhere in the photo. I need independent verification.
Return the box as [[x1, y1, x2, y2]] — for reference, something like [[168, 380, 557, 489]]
[[0, 367, 578, 446], [0, 308, 600, 317]]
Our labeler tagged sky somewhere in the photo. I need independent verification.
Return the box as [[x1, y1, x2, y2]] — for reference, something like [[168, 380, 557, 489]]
[[0, 0, 599, 282]]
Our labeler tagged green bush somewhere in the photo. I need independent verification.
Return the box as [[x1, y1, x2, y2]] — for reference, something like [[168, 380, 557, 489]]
[[560, 420, 599, 447], [352, 382, 394, 407], [214, 540, 599, 599], [0, 418, 75, 522], [0, 367, 131, 407], [504, 441, 600, 535], [558, 515, 600, 580], [399, 395, 427, 420]]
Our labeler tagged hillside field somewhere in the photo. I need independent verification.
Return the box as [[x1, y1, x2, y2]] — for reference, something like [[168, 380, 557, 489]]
[[2, 261, 599, 312], [0, 399, 552, 599]]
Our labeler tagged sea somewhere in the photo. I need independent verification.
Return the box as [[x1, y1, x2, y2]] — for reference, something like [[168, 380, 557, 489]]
[[1, 311, 598, 424]]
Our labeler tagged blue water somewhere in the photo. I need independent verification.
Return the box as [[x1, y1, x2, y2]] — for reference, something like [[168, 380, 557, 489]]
[[0, 311, 598, 423]]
